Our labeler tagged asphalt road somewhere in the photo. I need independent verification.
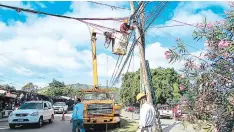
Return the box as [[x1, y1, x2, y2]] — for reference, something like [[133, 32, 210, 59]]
[[0, 113, 119, 132], [0, 114, 73, 132], [0, 110, 191, 132]]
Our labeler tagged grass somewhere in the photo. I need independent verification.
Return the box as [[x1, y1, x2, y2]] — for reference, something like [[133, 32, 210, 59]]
[[112, 119, 138, 132]]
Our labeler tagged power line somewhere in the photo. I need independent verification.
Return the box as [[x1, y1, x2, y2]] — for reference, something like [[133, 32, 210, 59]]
[[109, 55, 120, 85], [144, 2, 164, 25], [110, 56, 124, 86], [111, 2, 168, 87], [0, 4, 128, 33], [129, 1, 143, 21], [0, 75, 22, 85], [87, 1, 131, 10], [126, 46, 134, 73], [110, 38, 137, 87], [0, 4, 128, 21], [109, 30, 135, 86], [152, 24, 187, 28], [0, 53, 51, 81]]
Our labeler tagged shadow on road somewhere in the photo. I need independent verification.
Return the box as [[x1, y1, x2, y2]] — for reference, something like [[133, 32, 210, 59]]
[[84, 119, 135, 132], [162, 122, 180, 132], [9, 121, 52, 130]]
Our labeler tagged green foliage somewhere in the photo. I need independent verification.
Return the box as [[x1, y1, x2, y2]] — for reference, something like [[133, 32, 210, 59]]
[[22, 82, 38, 93], [120, 68, 182, 105], [49, 78, 65, 88], [3, 84, 15, 91], [165, 5, 234, 130]]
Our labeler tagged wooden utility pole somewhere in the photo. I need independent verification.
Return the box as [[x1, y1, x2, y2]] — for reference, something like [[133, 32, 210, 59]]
[[129, 1, 153, 105], [130, 2, 162, 132]]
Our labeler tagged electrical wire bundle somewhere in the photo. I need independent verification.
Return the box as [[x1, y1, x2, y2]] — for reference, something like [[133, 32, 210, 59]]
[[109, 1, 169, 87]]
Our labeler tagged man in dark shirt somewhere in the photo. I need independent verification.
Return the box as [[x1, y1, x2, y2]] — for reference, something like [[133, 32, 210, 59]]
[[120, 19, 135, 34]]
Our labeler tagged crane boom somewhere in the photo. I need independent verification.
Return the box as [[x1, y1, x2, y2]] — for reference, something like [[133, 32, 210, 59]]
[[91, 29, 98, 89]]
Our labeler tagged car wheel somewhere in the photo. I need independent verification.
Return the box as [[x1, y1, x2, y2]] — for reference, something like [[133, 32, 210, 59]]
[[9, 124, 15, 129], [49, 114, 54, 123], [36, 117, 43, 128]]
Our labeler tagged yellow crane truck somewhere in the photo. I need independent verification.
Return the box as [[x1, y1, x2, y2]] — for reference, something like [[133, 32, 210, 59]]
[[80, 29, 122, 128]]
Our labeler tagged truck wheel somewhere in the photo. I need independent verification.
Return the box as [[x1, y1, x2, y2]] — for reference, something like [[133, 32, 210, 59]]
[[9, 124, 15, 129]]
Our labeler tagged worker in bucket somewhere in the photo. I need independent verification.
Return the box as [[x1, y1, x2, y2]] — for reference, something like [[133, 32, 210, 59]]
[[71, 97, 85, 132], [120, 19, 135, 35], [136, 93, 157, 132]]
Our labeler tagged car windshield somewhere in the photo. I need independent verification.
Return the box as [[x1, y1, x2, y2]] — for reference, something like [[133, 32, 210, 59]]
[[18, 102, 43, 110], [53, 102, 65, 106], [83, 92, 111, 100]]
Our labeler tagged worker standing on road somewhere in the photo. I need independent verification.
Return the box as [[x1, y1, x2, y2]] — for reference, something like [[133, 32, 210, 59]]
[[136, 93, 157, 132], [71, 98, 85, 132]]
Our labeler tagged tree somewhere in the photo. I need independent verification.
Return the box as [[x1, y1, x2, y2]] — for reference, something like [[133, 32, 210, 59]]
[[46, 79, 66, 96], [4, 84, 16, 91], [49, 78, 65, 88], [120, 68, 181, 105], [165, 3, 234, 131], [22, 82, 38, 93]]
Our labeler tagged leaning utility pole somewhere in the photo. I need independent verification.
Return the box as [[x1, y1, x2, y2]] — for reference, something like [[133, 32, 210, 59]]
[[129, 1, 153, 106], [130, 2, 162, 132]]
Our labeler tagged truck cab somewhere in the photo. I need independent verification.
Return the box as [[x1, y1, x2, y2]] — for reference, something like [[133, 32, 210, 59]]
[[80, 90, 121, 126]]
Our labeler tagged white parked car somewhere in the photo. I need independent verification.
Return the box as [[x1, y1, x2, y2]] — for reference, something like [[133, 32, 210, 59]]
[[158, 105, 173, 119], [53, 102, 68, 114], [8, 101, 54, 129]]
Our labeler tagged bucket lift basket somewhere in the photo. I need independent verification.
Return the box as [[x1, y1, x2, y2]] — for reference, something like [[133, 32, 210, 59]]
[[112, 32, 129, 55]]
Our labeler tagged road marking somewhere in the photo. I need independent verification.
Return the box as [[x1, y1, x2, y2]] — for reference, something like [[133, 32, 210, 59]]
[[0, 126, 9, 130]]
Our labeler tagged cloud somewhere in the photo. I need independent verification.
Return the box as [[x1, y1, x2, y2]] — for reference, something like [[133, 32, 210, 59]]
[[150, 2, 227, 38], [35, 2, 47, 8], [0, 1, 130, 88], [12, 67, 34, 76], [0, 1, 227, 88], [0, 1, 31, 9]]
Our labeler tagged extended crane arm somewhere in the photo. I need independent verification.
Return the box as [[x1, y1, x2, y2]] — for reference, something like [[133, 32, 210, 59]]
[[91, 29, 98, 90]]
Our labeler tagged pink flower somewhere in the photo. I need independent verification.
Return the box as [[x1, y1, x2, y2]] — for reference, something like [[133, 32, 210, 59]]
[[210, 82, 214, 87], [220, 20, 226, 25], [164, 51, 172, 60], [207, 23, 213, 29], [196, 23, 201, 28], [223, 41, 230, 47], [218, 40, 230, 48], [195, 64, 201, 70], [206, 63, 210, 67], [226, 65, 229, 68], [230, 68, 233, 72], [180, 84, 185, 91], [180, 75, 185, 79]]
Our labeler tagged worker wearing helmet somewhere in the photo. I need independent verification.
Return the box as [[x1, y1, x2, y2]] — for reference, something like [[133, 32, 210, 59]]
[[120, 19, 135, 35], [136, 93, 157, 132]]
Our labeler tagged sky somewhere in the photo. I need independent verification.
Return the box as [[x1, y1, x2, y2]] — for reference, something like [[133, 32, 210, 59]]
[[0, 1, 231, 89]]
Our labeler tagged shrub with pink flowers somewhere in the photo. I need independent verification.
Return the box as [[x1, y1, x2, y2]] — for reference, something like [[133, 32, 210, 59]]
[[165, 5, 234, 132]]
